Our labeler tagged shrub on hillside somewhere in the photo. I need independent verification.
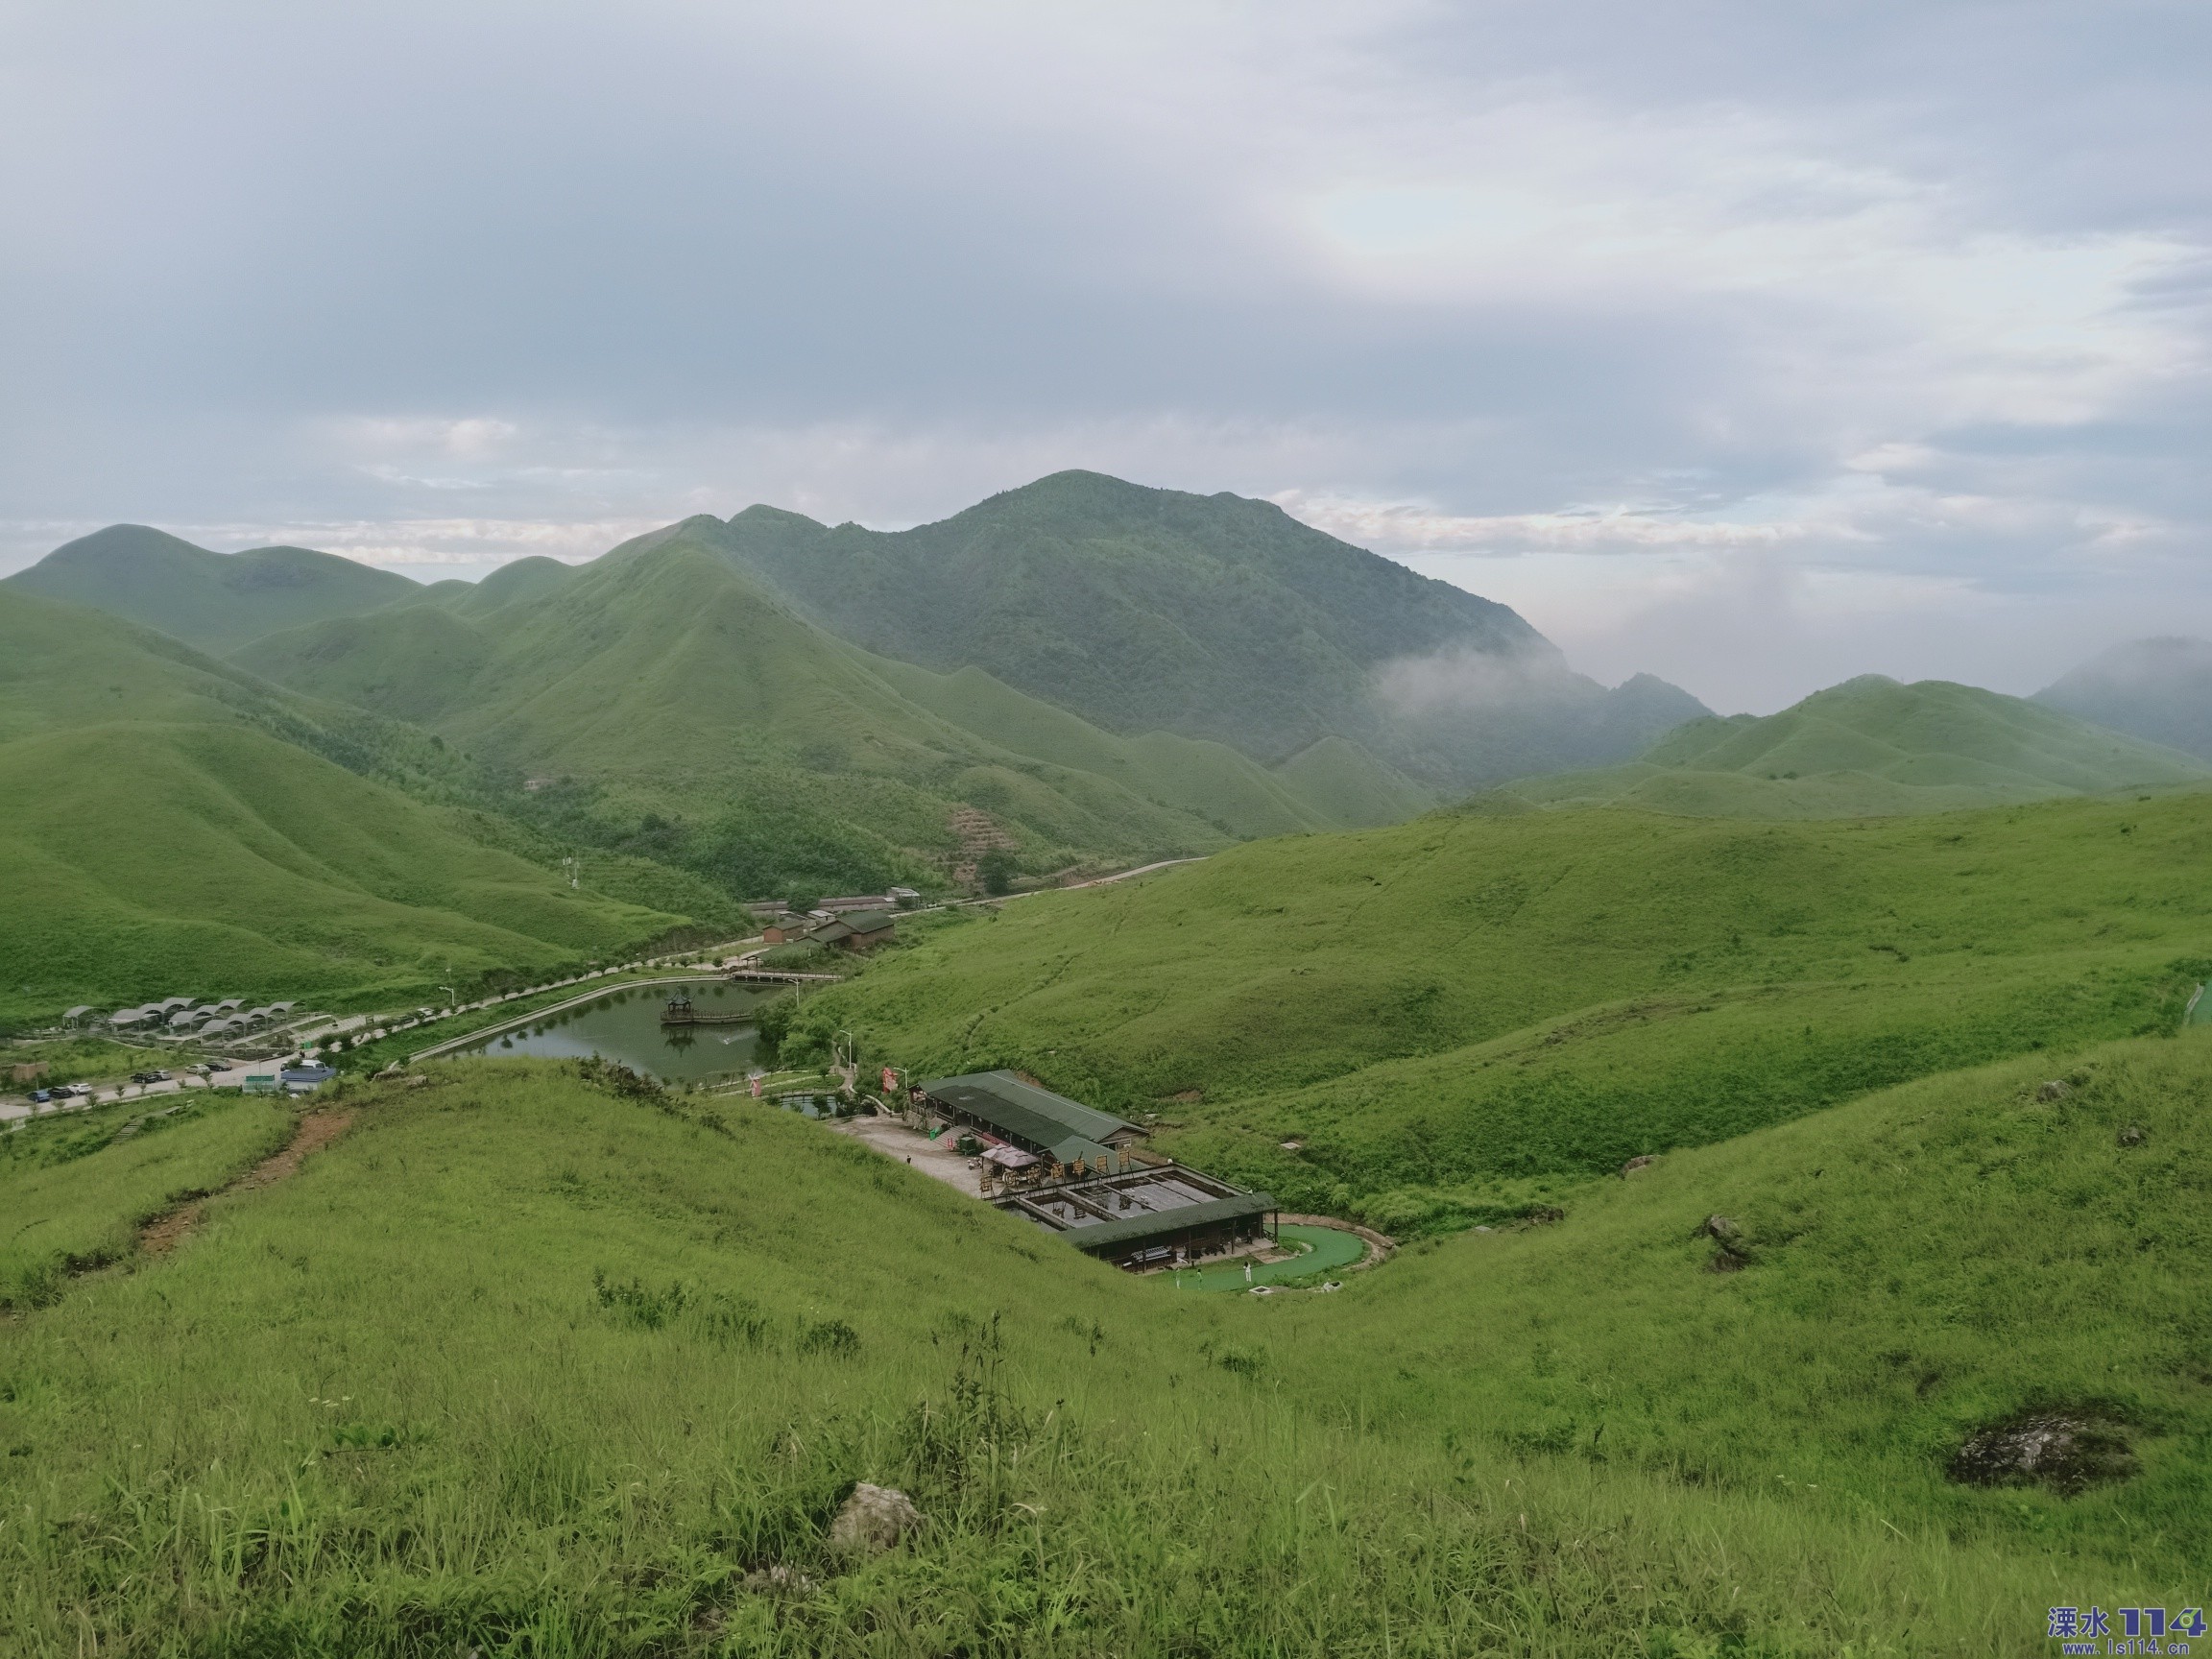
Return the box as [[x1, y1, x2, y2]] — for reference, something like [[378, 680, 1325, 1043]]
[[1355, 1185, 1561, 1239]]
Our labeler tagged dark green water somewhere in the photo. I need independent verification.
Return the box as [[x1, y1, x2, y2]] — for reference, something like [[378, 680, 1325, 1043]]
[[459, 980, 779, 1083]]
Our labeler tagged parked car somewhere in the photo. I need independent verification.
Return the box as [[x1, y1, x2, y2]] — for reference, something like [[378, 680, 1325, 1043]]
[[29, 1089, 53, 1103], [57, 1083, 93, 1098]]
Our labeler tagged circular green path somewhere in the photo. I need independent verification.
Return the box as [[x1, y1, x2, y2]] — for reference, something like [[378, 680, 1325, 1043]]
[[1166, 1223, 1368, 1292]]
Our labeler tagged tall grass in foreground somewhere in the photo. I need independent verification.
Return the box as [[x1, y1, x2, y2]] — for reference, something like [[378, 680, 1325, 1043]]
[[1, 1060, 2183, 1654]]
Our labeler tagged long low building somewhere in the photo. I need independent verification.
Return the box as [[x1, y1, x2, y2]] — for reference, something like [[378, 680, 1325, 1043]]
[[915, 1070, 1148, 1167], [997, 1172, 1279, 1270], [1063, 1193, 1279, 1270]]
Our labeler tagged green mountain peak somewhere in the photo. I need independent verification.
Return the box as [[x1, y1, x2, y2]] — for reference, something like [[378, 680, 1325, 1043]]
[[1504, 674, 2209, 817], [6, 524, 421, 654]]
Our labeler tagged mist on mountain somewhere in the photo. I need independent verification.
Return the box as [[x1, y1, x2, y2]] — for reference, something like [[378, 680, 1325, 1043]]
[[2035, 636, 2212, 760]]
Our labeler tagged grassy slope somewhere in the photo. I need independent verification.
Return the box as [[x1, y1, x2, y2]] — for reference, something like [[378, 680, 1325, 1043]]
[[235, 557, 593, 731], [700, 473, 1542, 761], [865, 658, 1382, 838], [0, 589, 686, 1023], [428, 552, 580, 618], [1272, 734, 1436, 828], [7, 1051, 2200, 1651], [0, 1038, 157, 1088], [3, 525, 421, 654], [694, 473, 1710, 788], [433, 541, 1245, 854], [237, 538, 1425, 893], [235, 604, 497, 727], [791, 790, 2212, 1224], [0, 1091, 292, 1307], [1276, 1034, 2212, 1575], [1502, 675, 2209, 818]]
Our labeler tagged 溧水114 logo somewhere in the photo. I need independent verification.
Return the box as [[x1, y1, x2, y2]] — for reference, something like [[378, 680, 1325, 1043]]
[[2049, 1605, 2205, 1653]]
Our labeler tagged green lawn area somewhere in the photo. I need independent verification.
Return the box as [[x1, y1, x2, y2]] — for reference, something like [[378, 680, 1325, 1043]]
[[1166, 1222, 1368, 1291]]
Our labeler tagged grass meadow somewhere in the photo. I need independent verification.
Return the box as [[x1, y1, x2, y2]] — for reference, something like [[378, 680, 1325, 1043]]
[[0, 586, 700, 1030], [1494, 675, 2209, 820], [787, 791, 2212, 1228], [3, 1043, 2206, 1654], [1, 1091, 291, 1309]]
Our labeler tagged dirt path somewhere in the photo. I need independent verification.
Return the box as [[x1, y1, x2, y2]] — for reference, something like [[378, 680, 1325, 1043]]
[[830, 1113, 981, 1192], [138, 1106, 355, 1256]]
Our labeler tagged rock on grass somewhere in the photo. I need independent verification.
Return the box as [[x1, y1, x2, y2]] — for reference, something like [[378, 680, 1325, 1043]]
[[1947, 1410, 2137, 1495]]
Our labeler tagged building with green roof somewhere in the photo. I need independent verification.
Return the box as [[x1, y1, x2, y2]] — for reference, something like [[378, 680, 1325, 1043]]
[[916, 1070, 1147, 1164]]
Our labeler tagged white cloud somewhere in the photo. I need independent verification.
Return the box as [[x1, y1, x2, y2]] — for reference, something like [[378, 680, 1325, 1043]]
[[210, 517, 670, 571]]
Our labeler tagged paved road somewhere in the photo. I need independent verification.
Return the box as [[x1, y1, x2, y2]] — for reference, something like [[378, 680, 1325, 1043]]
[[1062, 856, 1208, 890], [0, 1049, 336, 1123], [1, 1073, 193, 1124]]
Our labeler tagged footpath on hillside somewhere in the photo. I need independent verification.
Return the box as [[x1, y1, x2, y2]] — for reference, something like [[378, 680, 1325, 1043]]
[[136, 1105, 355, 1257]]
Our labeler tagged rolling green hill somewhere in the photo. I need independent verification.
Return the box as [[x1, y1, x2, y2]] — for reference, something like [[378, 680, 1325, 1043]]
[[235, 535, 1430, 897], [2, 1034, 2203, 1648], [680, 471, 1537, 760], [11, 641, 2211, 1646], [2036, 635, 2212, 760], [790, 784, 2212, 1231], [652, 470, 1708, 785], [1493, 674, 2210, 816], [15, 481, 1702, 806], [1269, 734, 1437, 827], [0, 587, 695, 1025], [232, 603, 498, 727], [863, 658, 1425, 835], [3, 524, 422, 654]]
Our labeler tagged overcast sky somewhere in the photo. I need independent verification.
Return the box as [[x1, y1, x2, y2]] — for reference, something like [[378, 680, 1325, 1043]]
[[4, 2, 2206, 711]]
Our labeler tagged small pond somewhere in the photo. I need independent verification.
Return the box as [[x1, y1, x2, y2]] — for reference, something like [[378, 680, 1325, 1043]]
[[457, 980, 780, 1084]]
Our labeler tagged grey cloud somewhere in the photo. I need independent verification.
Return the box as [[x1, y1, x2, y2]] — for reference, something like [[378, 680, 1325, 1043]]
[[0, 1, 2206, 710]]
